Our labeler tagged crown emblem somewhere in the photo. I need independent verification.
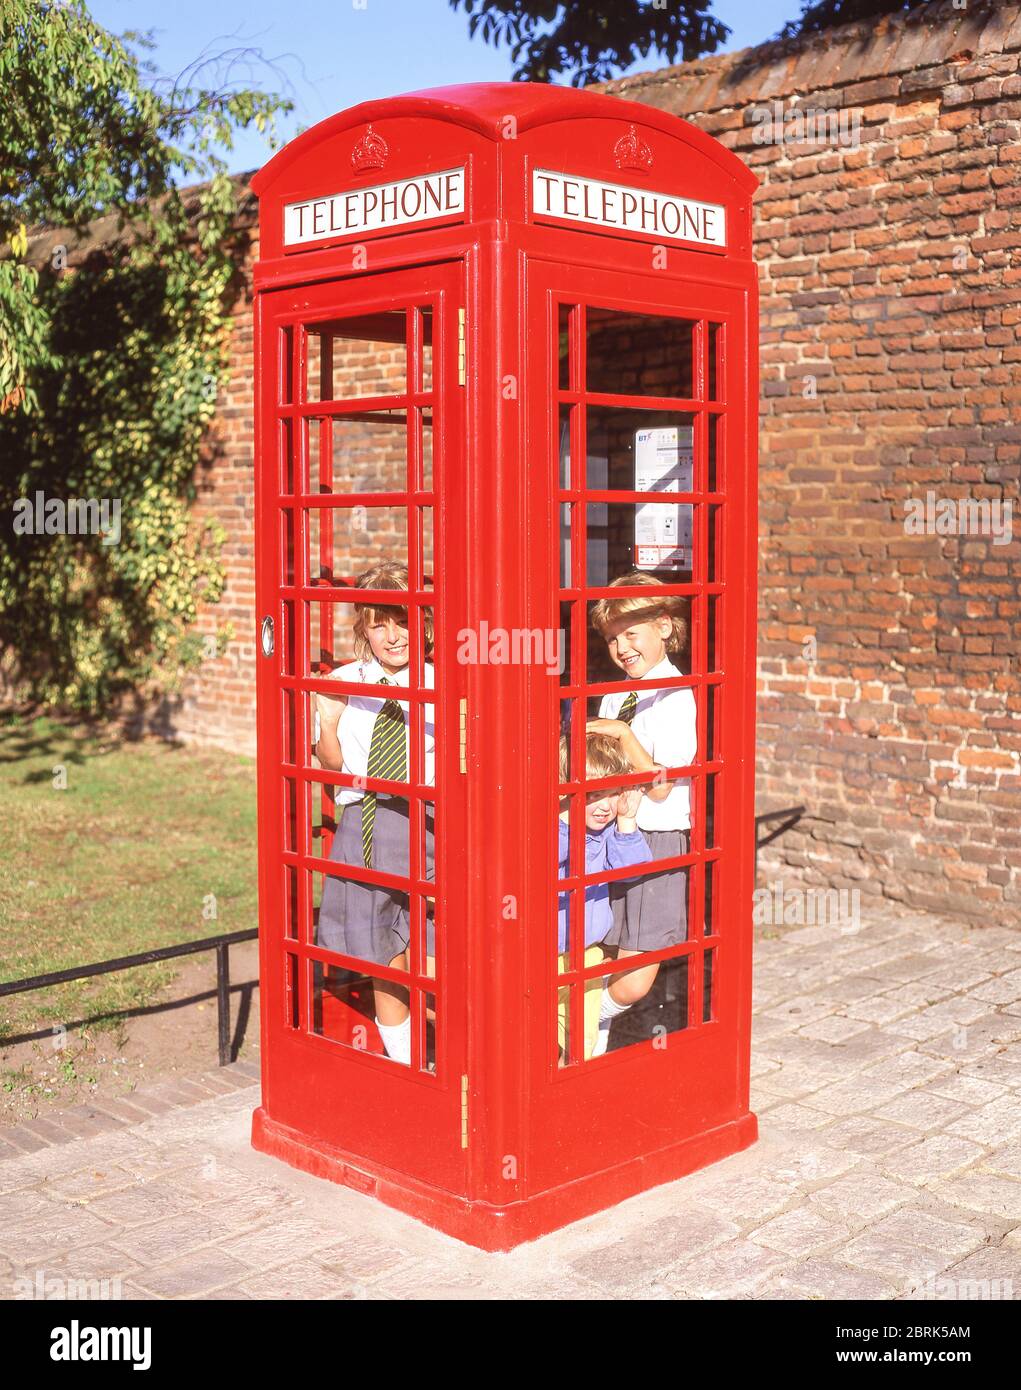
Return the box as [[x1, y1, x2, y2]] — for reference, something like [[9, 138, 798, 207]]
[[613, 124, 653, 173], [351, 125, 389, 174]]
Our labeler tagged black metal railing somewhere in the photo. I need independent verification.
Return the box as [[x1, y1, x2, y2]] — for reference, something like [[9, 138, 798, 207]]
[[0, 929, 258, 1067]]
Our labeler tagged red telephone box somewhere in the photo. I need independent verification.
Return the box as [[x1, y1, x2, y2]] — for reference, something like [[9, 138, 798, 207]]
[[250, 82, 759, 1251]]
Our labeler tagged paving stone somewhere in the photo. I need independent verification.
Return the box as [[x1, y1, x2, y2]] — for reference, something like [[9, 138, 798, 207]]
[[758, 1259, 897, 1300], [698, 1173, 797, 1223], [798, 1015, 873, 1043], [925, 1072, 1007, 1106], [46, 1165, 139, 1201], [748, 1206, 852, 1256], [929, 1174, 1021, 1222], [872, 1090, 969, 1131], [0, 1206, 120, 1266], [880, 1135, 985, 1186], [107, 1210, 236, 1266], [969, 971, 1021, 1006], [947, 1096, 1021, 1146], [663, 1238, 788, 1298], [982, 1140, 1021, 1179], [317, 1236, 430, 1284], [569, 1209, 740, 1293], [1, 1128, 48, 1155], [930, 1246, 1020, 1300], [867, 1207, 991, 1259], [814, 1115, 919, 1158], [760, 1102, 833, 1131], [837, 1232, 962, 1285], [16, 1116, 80, 1146], [220, 1214, 369, 1270], [919, 1015, 1021, 1062], [763, 996, 840, 1026], [80, 1182, 196, 1228], [808, 1174, 917, 1223], [801, 1073, 912, 1117], [134, 1248, 252, 1298]]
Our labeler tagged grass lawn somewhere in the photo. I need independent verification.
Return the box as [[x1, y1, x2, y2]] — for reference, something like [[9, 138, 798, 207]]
[[0, 713, 258, 1046]]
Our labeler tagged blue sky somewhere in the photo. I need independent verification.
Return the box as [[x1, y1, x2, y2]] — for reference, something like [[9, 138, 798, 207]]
[[88, 0, 798, 176]]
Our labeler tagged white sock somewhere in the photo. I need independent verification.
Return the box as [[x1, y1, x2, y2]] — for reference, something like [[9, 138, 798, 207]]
[[599, 986, 632, 1023], [591, 987, 633, 1058], [376, 1014, 411, 1065]]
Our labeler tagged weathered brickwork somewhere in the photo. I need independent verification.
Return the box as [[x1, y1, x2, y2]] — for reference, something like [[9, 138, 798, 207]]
[[601, 0, 1021, 923]]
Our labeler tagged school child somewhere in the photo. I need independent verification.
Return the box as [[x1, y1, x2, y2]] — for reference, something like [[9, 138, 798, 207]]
[[313, 561, 434, 1066], [557, 732, 652, 1060], [586, 571, 696, 1057]]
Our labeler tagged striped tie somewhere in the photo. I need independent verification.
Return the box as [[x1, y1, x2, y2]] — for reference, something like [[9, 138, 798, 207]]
[[361, 678, 407, 868], [618, 691, 638, 725]]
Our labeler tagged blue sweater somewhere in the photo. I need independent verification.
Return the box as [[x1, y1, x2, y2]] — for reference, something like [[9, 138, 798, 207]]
[[557, 818, 653, 952]]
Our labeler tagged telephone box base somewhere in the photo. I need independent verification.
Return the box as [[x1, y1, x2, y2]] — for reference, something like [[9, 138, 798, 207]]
[[251, 1105, 758, 1252]]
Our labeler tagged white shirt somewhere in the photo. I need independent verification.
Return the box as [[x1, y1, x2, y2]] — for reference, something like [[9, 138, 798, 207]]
[[319, 658, 435, 805], [598, 656, 697, 832]]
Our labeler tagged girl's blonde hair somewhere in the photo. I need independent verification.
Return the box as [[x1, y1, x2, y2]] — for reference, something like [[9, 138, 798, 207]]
[[559, 731, 634, 785], [352, 561, 433, 661], [589, 571, 688, 654]]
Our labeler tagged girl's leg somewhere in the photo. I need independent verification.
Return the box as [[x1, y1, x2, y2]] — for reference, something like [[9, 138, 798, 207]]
[[607, 950, 659, 1006], [373, 951, 410, 1025]]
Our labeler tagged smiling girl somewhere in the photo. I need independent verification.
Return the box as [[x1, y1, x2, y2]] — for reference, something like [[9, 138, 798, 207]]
[[586, 571, 696, 1056], [312, 561, 434, 1065]]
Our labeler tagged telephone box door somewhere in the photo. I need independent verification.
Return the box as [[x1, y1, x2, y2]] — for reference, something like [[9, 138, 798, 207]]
[[526, 256, 756, 1194], [254, 261, 469, 1194]]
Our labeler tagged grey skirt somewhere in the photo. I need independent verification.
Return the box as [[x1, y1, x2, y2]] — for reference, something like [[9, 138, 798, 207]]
[[317, 797, 435, 967], [605, 829, 689, 952]]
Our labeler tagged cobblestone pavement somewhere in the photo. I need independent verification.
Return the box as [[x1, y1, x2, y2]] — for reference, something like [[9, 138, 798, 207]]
[[1, 903, 1019, 1299]]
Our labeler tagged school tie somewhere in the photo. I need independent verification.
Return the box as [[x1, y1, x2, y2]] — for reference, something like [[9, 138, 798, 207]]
[[618, 691, 638, 725], [361, 678, 407, 868]]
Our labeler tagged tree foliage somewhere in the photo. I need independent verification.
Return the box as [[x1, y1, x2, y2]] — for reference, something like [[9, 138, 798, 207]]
[[448, 0, 729, 85], [779, 0, 933, 37], [0, 0, 289, 710]]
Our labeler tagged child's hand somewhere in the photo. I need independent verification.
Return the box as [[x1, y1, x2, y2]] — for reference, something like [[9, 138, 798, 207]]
[[586, 717, 630, 741], [314, 691, 345, 727], [616, 787, 642, 824]]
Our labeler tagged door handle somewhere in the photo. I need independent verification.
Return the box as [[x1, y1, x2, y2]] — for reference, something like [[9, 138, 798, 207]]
[[260, 615, 275, 658]]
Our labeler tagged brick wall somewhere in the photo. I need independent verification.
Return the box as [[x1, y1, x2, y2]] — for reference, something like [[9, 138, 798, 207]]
[[600, 0, 1021, 922]]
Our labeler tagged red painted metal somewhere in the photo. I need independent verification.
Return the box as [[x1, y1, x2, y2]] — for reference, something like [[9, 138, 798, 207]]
[[250, 82, 759, 1251]]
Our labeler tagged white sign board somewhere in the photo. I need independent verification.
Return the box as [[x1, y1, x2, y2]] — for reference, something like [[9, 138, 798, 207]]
[[284, 167, 465, 247], [533, 169, 726, 248], [634, 427, 694, 570]]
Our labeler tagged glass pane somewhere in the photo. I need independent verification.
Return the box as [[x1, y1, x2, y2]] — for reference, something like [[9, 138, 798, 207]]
[[587, 502, 694, 586], [585, 406, 695, 494], [307, 505, 408, 588], [280, 418, 294, 494], [558, 303, 574, 392], [601, 954, 690, 1054], [708, 323, 722, 402], [586, 308, 696, 399], [311, 958, 409, 1065], [280, 325, 294, 405], [307, 311, 407, 401], [708, 413, 720, 493], [586, 588, 693, 686], [703, 947, 715, 1022], [559, 403, 572, 488], [418, 307, 433, 393], [328, 410, 408, 495]]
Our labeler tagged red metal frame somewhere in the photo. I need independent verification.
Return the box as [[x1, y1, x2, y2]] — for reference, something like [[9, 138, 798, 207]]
[[250, 83, 759, 1250]]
